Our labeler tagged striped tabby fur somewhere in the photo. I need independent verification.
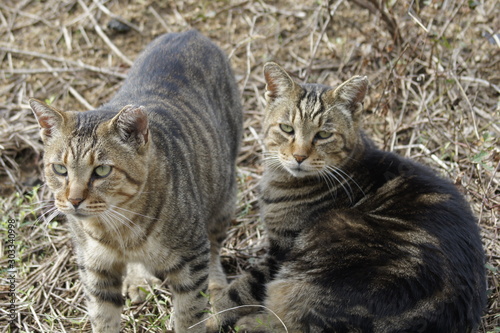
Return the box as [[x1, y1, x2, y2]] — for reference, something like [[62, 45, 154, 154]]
[[208, 63, 486, 332], [30, 30, 242, 333]]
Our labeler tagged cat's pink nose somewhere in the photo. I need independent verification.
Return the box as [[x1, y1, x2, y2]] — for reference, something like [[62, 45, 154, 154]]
[[293, 154, 308, 164], [69, 198, 84, 208]]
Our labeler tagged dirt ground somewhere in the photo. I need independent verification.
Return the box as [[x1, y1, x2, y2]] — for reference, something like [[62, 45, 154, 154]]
[[0, 0, 498, 332]]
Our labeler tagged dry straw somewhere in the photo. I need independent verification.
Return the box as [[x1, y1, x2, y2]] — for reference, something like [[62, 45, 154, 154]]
[[1, 0, 498, 331]]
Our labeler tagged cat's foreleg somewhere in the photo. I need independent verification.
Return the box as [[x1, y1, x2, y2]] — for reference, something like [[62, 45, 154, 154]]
[[78, 261, 126, 333]]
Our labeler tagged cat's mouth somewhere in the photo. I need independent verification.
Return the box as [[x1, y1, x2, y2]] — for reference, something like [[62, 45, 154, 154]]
[[57, 205, 98, 218], [64, 209, 94, 218], [275, 156, 319, 177], [73, 211, 93, 218]]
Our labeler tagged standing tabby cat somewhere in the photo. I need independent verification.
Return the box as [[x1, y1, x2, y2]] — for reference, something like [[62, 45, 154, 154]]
[[209, 63, 486, 332], [30, 30, 242, 333]]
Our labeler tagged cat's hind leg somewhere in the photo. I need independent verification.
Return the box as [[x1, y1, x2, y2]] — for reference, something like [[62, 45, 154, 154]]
[[207, 170, 241, 294], [207, 259, 273, 332], [166, 244, 211, 333], [233, 278, 306, 333], [235, 312, 292, 333], [207, 193, 236, 293], [207, 214, 230, 292]]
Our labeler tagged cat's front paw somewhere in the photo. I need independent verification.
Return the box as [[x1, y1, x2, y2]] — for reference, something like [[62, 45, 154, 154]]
[[206, 288, 238, 333], [235, 314, 263, 332], [123, 274, 162, 304], [205, 315, 222, 333], [206, 293, 230, 333], [122, 263, 162, 303]]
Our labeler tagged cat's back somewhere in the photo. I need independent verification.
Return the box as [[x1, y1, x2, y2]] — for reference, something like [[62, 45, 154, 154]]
[[318, 148, 485, 288], [357, 147, 479, 234], [103, 30, 242, 159], [114, 30, 235, 99], [79, 30, 243, 223], [106, 30, 241, 138]]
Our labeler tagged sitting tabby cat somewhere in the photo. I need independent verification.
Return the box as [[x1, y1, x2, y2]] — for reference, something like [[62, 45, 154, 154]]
[[30, 30, 242, 333], [208, 63, 486, 332]]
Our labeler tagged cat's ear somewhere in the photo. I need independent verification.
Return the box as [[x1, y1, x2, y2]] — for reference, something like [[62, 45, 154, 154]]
[[263, 62, 298, 102], [326, 75, 368, 118], [110, 105, 149, 147], [29, 98, 68, 142]]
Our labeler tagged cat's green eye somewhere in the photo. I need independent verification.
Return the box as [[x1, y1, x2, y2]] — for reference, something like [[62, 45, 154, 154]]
[[52, 164, 67, 176], [279, 124, 294, 134], [316, 131, 333, 139], [94, 165, 112, 178]]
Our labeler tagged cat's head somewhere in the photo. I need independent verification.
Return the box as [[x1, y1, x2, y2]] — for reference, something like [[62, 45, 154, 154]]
[[262, 62, 368, 178], [30, 99, 150, 219]]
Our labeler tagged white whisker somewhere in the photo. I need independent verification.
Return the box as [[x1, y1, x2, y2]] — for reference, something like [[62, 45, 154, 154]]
[[109, 204, 157, 220], [317, 170, 338, 201], [98, 212, 126, 249], [32, 205, 50, 211], [262, 151, 285, 173], [107, 208, 139, 229], [327, 165, 365, 197], [323, 167, 352, 203], [325, 166, 354, 203], [106, 208, 145, 240], [38, 207, 62, 225]]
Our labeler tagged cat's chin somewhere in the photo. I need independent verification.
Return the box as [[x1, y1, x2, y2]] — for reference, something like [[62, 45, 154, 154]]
[[284, 167, 316, 178], [72, 212, 94, 219]]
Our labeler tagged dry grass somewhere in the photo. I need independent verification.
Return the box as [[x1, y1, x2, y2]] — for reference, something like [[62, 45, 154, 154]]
[[0, 0, 498, 332]]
